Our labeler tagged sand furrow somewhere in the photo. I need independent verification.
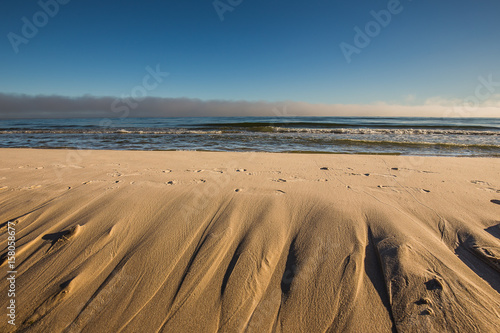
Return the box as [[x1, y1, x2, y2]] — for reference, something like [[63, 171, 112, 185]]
[[1, 150, 499, 333]]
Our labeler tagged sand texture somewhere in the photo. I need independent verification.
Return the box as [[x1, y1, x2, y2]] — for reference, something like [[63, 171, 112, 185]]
[[1, 149, 499, 332]]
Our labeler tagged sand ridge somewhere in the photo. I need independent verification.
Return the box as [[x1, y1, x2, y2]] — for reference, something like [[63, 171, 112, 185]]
[[0, 149, 499, 332]]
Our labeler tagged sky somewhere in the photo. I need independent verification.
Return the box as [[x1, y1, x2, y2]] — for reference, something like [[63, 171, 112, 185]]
[[1, 0, 500, 118]]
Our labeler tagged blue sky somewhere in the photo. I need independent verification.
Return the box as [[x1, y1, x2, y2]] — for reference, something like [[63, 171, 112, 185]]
[[1, 0, 500, 116]]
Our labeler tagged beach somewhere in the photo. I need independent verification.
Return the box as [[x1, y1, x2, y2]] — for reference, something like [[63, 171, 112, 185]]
[[1, 148, 499, 332]]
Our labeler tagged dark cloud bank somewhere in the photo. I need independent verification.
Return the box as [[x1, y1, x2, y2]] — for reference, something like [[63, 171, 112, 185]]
[[0, 93, 497, 119]]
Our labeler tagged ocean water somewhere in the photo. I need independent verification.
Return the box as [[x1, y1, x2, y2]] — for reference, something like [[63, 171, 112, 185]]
[[0, 117, 499, 157]]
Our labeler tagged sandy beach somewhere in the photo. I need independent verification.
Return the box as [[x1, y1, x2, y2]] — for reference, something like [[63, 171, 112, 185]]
[[1, 148, 499, 332]]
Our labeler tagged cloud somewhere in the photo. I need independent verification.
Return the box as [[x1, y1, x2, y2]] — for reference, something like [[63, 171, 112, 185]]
[[0, 93, 498, 119], [482, 94, 500, 107], [424, 96, 463, 106], [425, 94, 500, 107], [404, 94, 417, 104]]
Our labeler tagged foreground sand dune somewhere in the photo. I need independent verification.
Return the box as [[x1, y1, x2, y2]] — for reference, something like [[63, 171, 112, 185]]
[[1, 149, 499, 332]]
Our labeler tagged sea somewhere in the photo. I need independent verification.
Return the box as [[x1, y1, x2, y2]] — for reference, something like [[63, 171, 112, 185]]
[[1, 117, 499, 157]]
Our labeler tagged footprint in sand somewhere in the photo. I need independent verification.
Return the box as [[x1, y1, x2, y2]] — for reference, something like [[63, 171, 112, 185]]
[[24, 185, 42, 190], [376, 185, 401, 193], [471, 180, 491, 186], [415, 297, 431, 305], [409, 279, 443, 317], [43, 225, 81, 254], [491, 199, 500, 205], [425, 278, 443, 291], [472, 180, 500, 193], [420, 308, 434, 316], [414, 297, 434, 316], [275, 190, 286, 195]]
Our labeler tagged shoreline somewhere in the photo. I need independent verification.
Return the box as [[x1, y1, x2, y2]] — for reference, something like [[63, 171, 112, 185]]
[[1, 147, 499, 158]]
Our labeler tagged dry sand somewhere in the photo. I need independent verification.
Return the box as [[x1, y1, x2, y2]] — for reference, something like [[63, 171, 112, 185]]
[[0, 148, 499, 332]]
